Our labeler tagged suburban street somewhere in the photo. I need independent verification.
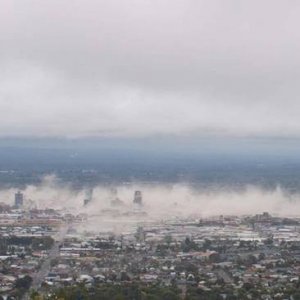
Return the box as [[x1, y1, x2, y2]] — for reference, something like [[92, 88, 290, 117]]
[[23, 225, 69, 299]]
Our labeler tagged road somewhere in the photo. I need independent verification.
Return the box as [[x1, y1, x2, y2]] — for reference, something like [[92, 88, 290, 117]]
[[23, 225, 69, 299]]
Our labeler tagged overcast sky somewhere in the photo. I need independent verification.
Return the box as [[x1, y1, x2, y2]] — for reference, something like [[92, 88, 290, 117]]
[[1, 0, 300, 138]]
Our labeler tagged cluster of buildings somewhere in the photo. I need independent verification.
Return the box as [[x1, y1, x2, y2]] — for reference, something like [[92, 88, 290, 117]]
[[44, 213, 300, 299], [83, 189, 144, 208], [27, 212, 300, 299], [2, 191, 300, 299]]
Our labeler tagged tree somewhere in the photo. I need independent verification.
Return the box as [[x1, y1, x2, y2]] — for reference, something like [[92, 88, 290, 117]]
[[293, 293, 300, 300], [15, 275, 33, 290], [182, 237, 198, 252]]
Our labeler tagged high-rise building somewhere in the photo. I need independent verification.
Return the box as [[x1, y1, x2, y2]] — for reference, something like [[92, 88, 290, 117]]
[[133, 191, 142, 206], [15, 191, 24, 208], [83, 198, 90, 206], [83, 188, 93, 206]]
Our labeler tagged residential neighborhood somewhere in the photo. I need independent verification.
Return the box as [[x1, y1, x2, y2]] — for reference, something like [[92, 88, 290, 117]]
[[1, 197, 300, 299]]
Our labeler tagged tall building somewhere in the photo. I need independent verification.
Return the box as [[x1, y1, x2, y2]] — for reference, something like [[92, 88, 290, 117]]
[[133, 191, 142, 206], [15, 191, 24, 208], [83, 188, 93, 206], [83, 198, 90, 206]]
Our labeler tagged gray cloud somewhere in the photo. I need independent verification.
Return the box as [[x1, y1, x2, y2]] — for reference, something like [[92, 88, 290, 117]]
[[1, 0, 300, 137]]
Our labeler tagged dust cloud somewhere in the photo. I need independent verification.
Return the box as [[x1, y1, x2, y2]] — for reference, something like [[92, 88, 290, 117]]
[[0, 175, 299, 219]]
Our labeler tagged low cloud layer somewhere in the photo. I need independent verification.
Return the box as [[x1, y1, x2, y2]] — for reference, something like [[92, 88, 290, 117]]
[[1, 1, 300, 137]]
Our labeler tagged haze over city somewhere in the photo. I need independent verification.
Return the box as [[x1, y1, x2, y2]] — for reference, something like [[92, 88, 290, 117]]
[[1, 0, 300, 212], [2, 2, 300, 299]]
